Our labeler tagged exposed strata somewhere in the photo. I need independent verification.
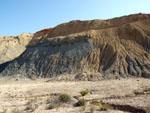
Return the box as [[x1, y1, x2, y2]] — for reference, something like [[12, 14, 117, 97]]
[[0, 14, 150, 78]]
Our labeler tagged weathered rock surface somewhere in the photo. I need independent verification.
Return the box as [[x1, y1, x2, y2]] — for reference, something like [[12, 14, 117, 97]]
[[0, 36, 93, 77], [0, 14, 150, 78], [0, 33, 33, 64], [30, 28, 52, 46]]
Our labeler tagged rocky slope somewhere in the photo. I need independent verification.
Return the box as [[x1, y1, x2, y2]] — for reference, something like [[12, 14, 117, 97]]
[[0, 14, 150, 78], [0, 33, 33, 64]]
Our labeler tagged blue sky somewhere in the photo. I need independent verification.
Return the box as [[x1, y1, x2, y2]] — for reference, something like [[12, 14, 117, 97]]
[[0, 0, 150, 36]]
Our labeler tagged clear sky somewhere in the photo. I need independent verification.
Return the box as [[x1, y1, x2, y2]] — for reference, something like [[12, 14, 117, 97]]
[[0, 0, 150, 36]]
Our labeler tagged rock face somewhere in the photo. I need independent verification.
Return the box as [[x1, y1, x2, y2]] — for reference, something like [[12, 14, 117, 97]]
[[29, 28, 52, 46], [0, 14, 150, 78], [0, 36, 93, 77], [0, 33, 33, 64]]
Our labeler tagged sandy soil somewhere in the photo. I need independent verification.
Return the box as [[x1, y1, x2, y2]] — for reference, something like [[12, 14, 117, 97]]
[[0, 77, 150, 113]]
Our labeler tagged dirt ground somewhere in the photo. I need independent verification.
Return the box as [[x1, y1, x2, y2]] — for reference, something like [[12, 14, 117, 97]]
[[0, 77, 150, 113]]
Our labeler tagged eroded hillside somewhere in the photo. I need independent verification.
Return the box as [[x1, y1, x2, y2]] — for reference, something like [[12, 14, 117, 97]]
[[0, 14, 150, 78], [0, 33, 33, 64]]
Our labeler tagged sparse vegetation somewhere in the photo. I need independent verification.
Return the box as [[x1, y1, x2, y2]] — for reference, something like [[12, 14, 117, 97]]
[[96, 101, 106, 111], [2, 107, 7, 113], [46, 98, 51, 104], [47, 103, 57, 110], [26, 104, 38, 112], [104, 103, 112, 109], [59, 93, 71, 102], [95, 101, 112, 111], [40, 102, 43, 104], [25, 99, 38, 112], [11, 108, 21, 113], [80, 90, 88, 96], [0, 78, 149, 113], [76, 99, 86, 106], [24, 96, 28, 100]]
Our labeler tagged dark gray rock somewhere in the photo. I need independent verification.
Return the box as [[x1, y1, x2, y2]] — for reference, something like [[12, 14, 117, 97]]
[[126, 56, 138, 67], [134, 66, 142, 77], [126, 56, 142, 77], [142, 72, 150, 78], [0, 36, 93, 78], [127, 63, 137, 76], [141, 67, 150, 78]]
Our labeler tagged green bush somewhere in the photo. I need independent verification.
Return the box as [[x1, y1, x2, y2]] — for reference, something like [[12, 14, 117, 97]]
[[96, 101, 112, 111], [80, 90, 88, 96], [47, 103, 57, 109], [76, 99, 86, 106], [59, 93, 71, 102], [97, 102, 104, 111]]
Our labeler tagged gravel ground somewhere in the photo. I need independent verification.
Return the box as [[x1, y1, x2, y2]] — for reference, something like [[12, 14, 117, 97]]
[[0, 77, 149, 113]]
